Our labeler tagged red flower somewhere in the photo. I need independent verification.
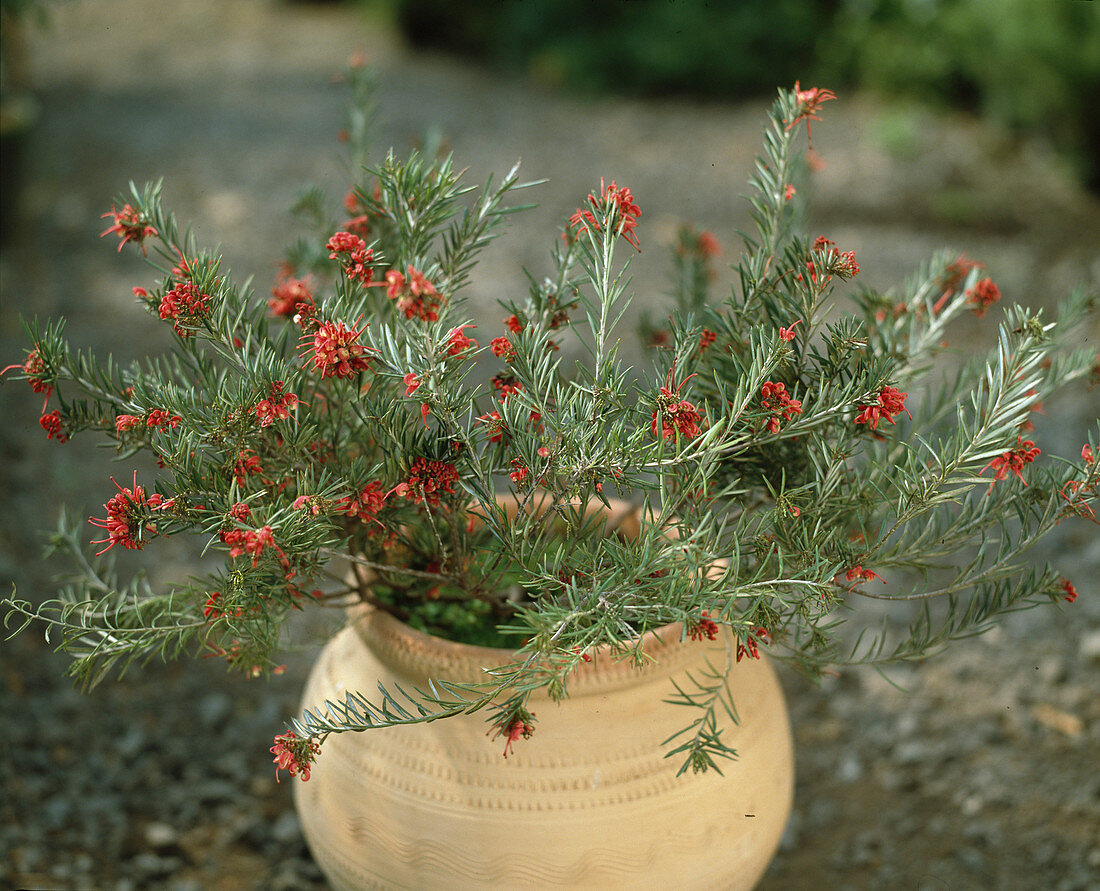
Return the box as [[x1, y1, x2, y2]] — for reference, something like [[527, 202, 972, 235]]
[[760, 381, 803, 433], [569, 179, 642, 251], [966, 278, 1001, 318], [652, 371, 703, 442], [698, 329, 717, 353], [779, 320, 801, 342], [339, 481, 387, 523], [100, 203, 157, 255], [509, 458, 530, 486], [477, 410, 506, 443], [254, 382, 299, 427], [696, 230, 720, 258], [504, 314, 524, 334], [491, 336, 516, 362], [489, 712, 536, 759], [845, 565, 885, 589], [302, 319, 373, 378], [326, 232, 374, 285], [1083, 444, 1096, 464], [735, 627, 769, 663], [787, 82, 837, 148], [689, 611, 720, 642], [1059, 578, 1078, 603], [854, 385, 911, 431], [159, 281, 211, 336], [397, 457, 460, 507], [233, 450, 264, 487], [981, 437, 1041, 494], [784, 184, 796, 201], [1, 349, 51, 395], [270, 732, 321, 782], [229, 502, 252, 522], [492, 375, 523, 400], [115, 414, 142, 435], [403, 372, 421, 396], [269, 273, 314, 317], [384, 265, 441, 321], [145, 409, 181, 430], [40, 409, 68, 443], [445, 324, 478, 356], [89, 472, 164, 555]]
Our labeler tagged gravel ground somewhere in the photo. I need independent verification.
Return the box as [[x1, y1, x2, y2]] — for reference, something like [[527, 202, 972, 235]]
[[1, 2, 1098, 889]]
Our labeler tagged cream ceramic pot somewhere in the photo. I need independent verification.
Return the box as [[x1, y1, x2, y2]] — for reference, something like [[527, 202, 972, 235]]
[[294, 601, 794, 889]]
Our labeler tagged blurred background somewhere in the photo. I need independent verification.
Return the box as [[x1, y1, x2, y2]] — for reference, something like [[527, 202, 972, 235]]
[[1, 1, 1098, 888]]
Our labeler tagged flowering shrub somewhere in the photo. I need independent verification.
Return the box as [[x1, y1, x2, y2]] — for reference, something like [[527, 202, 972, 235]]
[[2, 76, 1096, 777]]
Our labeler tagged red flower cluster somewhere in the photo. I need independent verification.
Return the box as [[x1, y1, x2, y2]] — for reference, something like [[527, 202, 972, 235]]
[[492, 375, 523, 399], [398, 457, 460, 507], [40, 409, 68, 443], [89, 472, 168, 555], [159, 281, 211, 336], [1059, 578, 1078, 603], [854, 385, 910, 431], [698, 329, 717, 353], [339, 481, 387, 523], [966, 277, 1002, 317], [445, 324, 478, 356], [736, 627, 769, 663], [233, 450, 264, 487], [569, 179, 642, 251], [326, 231, 374, 285], [270, 732, 321, 782], [509, 458, 530, 486], [504, 314, 524, 334], [760, 381, 802, 434], [269, 273, 315, 317], [490, 711, 537, 759], [100, 203, 158, 255], [652, 372, 703, 442], [302, 319, 372, 378], [689, 611, 720, 642], [2, 349, 51, 395], [845, 565, 885, 589], [254, 382, 299, 427], [220, 524, 285, 568], [490, 336, 516, 361], [477, 410, 506, 443], [384, 265, 441, 321], [802, 236, 859, 286], [933, 254, 984, 313], [981, 436, 1041, 494]]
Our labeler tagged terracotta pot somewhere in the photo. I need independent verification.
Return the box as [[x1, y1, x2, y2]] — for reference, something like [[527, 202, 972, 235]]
[[294, 603, 794, 888]]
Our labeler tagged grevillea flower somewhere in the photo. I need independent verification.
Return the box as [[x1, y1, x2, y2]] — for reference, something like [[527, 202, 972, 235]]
[[396, 457, 460, 507], [229, 501, 252, 522], [445, 325, 478, 356], [326, 231, 374, 285], [403, 372, 421, 396], [736, 627, 769, 663], [854, 385, 911, 431], [698, 329, 717, 353], [383, 265, 441, 321], [339, 481, 387, 523], [787, 82, 837, 148], [1, 349, 51, 395], [933, 254, 984, 313], [491, 336, 516, 362], [301, 319, 373, 378], [504, 314, 524, 334], [689, 611, 720, 642], [784, 184, 796, 201], [652, 371, 703, 442], [477, 410, 506, 443], [269, 273, 314, 317], [1059, 578, 1078, 603], [89, 472, 165, 555], [569, 179, 642, 251], [981, 436, 1041, 494], [489, 709, 536, 759], [254, 382, 299, 427], [270, 732, 321, 782], [159, 281, 211, 336], [966, 277, 1002, 317], [760, 381, 802, 434], [779, 320, 801, 342], [100, 203, 157, 254], [845, 565, 885, 588], [509, 459, 530, 486], [233, 450, 264, 487], [115, 414, 142, 434], [40, 410, 68, 443]]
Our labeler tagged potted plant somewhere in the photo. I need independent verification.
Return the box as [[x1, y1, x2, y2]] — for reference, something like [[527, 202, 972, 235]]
[[3, 73, 1096, 889]]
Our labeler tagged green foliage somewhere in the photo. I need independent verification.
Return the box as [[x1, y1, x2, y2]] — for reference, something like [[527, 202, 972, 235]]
[[2, 76, 1096, 776]]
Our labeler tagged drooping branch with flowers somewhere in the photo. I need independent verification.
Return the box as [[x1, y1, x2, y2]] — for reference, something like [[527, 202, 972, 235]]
[[2, 76, 1096, 779]]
